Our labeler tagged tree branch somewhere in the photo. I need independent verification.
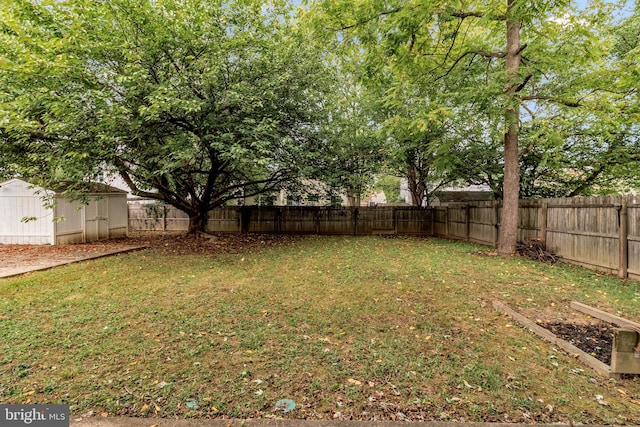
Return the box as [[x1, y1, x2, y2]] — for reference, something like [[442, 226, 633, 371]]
[[434, 50, 505, 81], [332, 7, 404, 31], [451, 11, 506, 21], [519, 95, 581, 107]]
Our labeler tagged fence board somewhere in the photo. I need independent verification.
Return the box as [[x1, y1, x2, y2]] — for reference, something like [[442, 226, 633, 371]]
[[165, 206, 189, 231], [447, 206, 467, 240], [396, 208, 432, 235], [128, 204, 166, 231], [432, 207, 448, 237], [318, 208, 354, 235], [628, 202, 640, 280], [470, 205, 497, 245]]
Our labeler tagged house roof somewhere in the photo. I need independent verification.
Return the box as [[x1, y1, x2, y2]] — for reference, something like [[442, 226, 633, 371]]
[[435, 190, 495, 202]]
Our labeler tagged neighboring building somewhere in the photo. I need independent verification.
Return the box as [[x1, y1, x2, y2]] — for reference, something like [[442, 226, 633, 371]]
[[399, 180, 494, 206], [0, 178, 128, 245], [242, 181, 350, 207], [433, 184, 495, 205]]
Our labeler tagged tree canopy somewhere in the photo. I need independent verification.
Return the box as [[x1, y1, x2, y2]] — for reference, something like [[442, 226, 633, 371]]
[[305, 0, 637, 253], [0, 0, 335, 232], [1, 0, 637, 251]]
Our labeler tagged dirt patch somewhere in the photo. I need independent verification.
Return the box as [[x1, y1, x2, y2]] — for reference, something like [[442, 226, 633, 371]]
[[538, 321, 615, 365], [0, 232, 306, 277], [121, 231, 306, 255], [0, 240, 143, 278]]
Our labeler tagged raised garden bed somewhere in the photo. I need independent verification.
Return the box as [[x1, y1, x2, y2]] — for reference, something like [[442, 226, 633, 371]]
[[537, 321, 614, 365], [494, 301, 640, 379]]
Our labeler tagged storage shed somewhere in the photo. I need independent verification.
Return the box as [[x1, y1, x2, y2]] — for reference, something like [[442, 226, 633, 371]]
[[0, 178, 128, 245]]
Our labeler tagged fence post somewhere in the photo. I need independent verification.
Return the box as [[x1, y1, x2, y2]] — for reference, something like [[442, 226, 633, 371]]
[[540, 202, 548, 246], [393, 207, 398, 234], [465, 204, 470, 242], [276, 207, 282, 234], [163, 204, 167, 231], [445, 207, 449, 238], [493, 202, 499, 248], [430, 207, 435, 236], [353, 207, 359, 236], [618, 201, 628, 279]]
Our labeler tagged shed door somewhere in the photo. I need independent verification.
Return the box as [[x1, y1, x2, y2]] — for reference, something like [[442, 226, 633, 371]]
[[85, 198, 109, 242]]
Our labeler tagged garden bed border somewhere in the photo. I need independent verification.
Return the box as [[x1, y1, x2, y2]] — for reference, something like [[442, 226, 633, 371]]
[[492, 301, 613, 378]]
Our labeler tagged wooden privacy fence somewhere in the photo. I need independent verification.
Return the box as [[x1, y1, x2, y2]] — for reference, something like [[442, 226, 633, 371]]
[[129, 195, 640, 281], [128, 205, 433, 236]]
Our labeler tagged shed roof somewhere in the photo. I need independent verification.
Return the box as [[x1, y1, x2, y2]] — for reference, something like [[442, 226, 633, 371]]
[[0, 178, 127, 195]]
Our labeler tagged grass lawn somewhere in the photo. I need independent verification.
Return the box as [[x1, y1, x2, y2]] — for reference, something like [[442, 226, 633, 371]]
[[1, 235, 639, 423]]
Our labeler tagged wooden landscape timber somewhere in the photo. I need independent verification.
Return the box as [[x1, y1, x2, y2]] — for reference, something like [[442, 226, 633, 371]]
[[492, 301, 613, 378], [494, 301, 640, 378], [493, 301, 640, 379]]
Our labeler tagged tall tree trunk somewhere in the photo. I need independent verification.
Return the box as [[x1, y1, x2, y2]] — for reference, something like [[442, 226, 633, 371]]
[[498, 0, 521, 255]]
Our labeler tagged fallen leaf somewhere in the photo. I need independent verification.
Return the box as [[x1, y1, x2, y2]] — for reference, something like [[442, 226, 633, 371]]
[[347, 378, 362, 385]]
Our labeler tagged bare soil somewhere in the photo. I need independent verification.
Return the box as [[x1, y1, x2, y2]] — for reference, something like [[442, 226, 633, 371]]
[[538, 321, 615, 365], [0, 232, 305, 275]]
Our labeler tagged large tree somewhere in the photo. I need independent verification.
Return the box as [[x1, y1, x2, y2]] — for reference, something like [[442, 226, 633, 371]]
[[0, 0, 334, 233], [312, 80, 385, 206], [447, 2, 640, 199], [309, 0, 619, 254]]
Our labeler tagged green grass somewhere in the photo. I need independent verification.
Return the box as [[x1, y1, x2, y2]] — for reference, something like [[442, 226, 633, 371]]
[[1, 235, 639, 423]]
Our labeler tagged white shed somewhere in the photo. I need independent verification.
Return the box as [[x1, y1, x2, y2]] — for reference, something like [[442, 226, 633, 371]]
[[0, 178, 128, 245]]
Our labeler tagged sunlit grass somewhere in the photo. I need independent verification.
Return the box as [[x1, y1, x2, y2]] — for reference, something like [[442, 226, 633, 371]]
[[1, 236, 639, 422]]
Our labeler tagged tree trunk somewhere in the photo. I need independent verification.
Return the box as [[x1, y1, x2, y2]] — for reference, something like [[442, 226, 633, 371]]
[[187, 210, 207, 234], [408, 177, 424, 207], [498, 0, 521, 255], [406, 160, 425, 207]]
